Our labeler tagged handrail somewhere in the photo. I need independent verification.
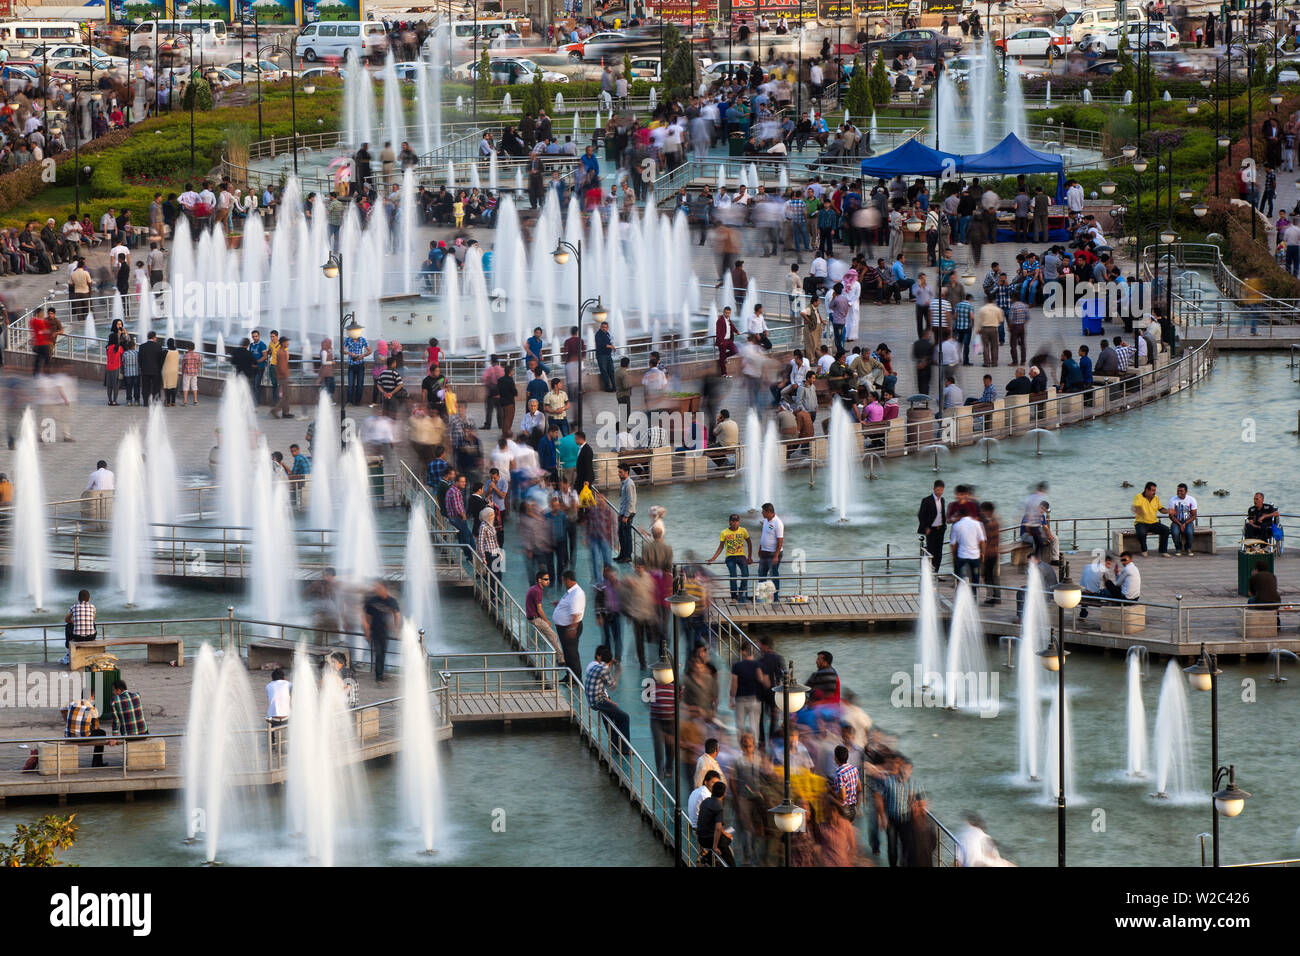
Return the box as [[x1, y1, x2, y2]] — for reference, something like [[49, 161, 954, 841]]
[[600, 334, 1216, 486]]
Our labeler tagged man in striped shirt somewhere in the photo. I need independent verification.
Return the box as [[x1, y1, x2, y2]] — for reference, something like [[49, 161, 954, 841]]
[[584, 644, 630, 756], [871, 754, 920, 867], [445, 473, 471, 547], [64, 697, 106, 767], [833, 744, 861, 820], [649, 673, 677, 778], [1114, 340, 1135, 372], [954, 294, 974, 365]]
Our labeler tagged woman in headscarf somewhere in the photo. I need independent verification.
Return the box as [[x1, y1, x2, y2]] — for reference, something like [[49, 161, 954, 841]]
[[318, 336, 335, 395], [841, 268, 861, 343]]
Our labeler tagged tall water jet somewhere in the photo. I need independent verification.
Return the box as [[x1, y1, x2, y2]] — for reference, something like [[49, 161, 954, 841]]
[[109, 428, 151, 607], [827, 401, 856, 522], [399, 624, 442, 855], [944, 580, 993, 713], [9, 409, 49, 611], [402, 505, 440, 638], [183, 644, 266, 863], [309, 391, 340, 531], [250, 440, 299, 622], [1017, 567, 1049, 782], [1126, 647, 1149, 778], [915, 561, 944, 697], [744, 408, 764, 513], [285, 644, 368, 866], [217, 375, 257, 531], [335, 440, 381, 583], [145, 403, 178, 528], [759, 419, 780, 512], [1152, 659, 1196, 800]]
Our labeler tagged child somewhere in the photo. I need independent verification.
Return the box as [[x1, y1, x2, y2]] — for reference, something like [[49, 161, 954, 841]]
[[453, 193, 465, 228]]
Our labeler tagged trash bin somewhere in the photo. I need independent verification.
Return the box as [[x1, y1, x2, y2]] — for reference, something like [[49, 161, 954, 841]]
[[728, 131, 746, 156], [1238, 549, 1274, 597], [83, 667, 120, 716]]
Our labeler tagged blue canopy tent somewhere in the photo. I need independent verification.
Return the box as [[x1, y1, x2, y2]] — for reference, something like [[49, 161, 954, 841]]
[[959, 133, 1069, 241], [859, 138, 963, 180]]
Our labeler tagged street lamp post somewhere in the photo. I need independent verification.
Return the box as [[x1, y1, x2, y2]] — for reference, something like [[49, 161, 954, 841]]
[[551, 238, 607, 430], [798, 0, 804, 116], [1249, 46, 1257, 239], [1038, 566, 1080, 867], [1184, 644, 1251, 867], [658, 589, 696, 864], [323, 251, 364, 431], [768, 662, 809, 867], [473, 0, 479, 124], [291, 42, 304, 178]]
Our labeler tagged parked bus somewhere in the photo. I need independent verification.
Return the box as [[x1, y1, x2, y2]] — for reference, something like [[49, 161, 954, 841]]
[[0, 20, 82, 57]]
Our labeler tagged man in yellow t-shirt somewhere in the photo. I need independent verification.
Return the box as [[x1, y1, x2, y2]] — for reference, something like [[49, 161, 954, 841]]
[[1131, 481, 1171, 557], [707, 513, 753, 601]]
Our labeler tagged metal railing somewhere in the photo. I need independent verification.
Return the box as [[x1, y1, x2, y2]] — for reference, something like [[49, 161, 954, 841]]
[[598, 334, 1216, 486]]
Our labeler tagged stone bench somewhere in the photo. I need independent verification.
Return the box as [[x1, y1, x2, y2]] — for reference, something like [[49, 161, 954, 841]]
[[36, 737, 165, 774], [1111, 527, 1216, 555], [1243, 607, 1280, 639], [1094, 602, 1146, 635], [69, 637, 184, 671], [247, 639, 345, 672]]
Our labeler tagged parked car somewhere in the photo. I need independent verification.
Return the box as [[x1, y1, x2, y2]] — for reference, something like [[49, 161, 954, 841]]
[[1055, 5, 1142, 43], [627, 55, 661, 80], [42, 57, 120, 81], [204, 66, 243, 87], [1089, 22, 1180, 54], [995, 27, 1072, 58], [456, 57, 569, 84], [27, 44, 129, 70], [700, 59, 752, 81], [864, 29, 962, 60]]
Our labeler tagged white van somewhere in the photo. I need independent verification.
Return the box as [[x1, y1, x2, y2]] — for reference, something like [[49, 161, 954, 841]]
[[129, 19, 229, 60], [0, 20, 81, 57], [294, 21, 388, 63], [1055, 7, 1142, 43]]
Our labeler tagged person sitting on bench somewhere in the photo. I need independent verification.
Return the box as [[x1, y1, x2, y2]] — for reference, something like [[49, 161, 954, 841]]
[[65, 695, 107, 768], [1248, 560, 1282, 625], [1244, 492, 1280, 541], [1102, 551, 1141, 603]]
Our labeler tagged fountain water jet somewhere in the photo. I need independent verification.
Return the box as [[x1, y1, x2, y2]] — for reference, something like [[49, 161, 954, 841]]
[[9, 409, 49, 611]]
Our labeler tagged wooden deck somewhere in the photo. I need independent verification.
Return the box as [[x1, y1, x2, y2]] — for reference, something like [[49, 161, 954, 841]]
[[718, 593, 921, 625], [445, 689, 571, 723], [710, 549, 1300, 658]]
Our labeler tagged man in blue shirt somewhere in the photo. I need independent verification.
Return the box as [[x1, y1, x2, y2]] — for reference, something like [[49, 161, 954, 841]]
[[525, 327, 549, 374], [1077, 344, 1094, 387], [889, 254, 913, 302], [248, 330, 268, 404], [343, 333, 371, 407], [525, 364, 549, 407], [580, 145, 600, 182], [538, 424, 560, 477]]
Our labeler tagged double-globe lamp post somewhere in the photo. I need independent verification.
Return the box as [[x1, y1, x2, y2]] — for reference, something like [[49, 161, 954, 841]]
[[651, 589, 699, 867], [1036, 565, 1080, 867], [551, 238, 606, 431], [323, 251, 366, 438], [1184, 645, 1251, 867]]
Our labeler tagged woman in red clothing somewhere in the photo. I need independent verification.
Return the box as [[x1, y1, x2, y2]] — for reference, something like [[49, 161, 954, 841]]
[[105, 339, 124, 405]]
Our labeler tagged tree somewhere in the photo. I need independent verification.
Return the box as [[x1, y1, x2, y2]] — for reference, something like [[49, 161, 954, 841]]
[[846, 58, 871, 118], [868, 51, 891, 110], [181, 72, 212, 111], [520, 69, 545, 117], [1, 814, 78, 867], [476, 48, 491, 100], [660, 23, 693, 101], [623, 51, 634, 84]]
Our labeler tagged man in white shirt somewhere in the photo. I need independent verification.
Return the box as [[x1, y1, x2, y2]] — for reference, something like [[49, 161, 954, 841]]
[[694, 737, 727, 788], [178, 185, 199, 211], [950, 511, 987, 593], [1103, 552, 1142, 602], [757, 503, 785, 601], [746, 304, 772, 349], [552, 569, 586, 678], [942, 374, 963, 409], [1066, 179, 1085, 221], [197, 182, 217, 208], [642, 355, 669, 399], [109, 240, 129, 265], [816, 347, 834, 376], [688, 770, 721, 825], [1167, 482, 1199, 556], [86, 460, 115, 492], [266, 669, 291, 731]]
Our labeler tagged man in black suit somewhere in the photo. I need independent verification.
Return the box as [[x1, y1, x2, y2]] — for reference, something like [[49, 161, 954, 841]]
[[574, 429, 595, 495], [916, 479, 947, 572], [138, 331, 164, 406]]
